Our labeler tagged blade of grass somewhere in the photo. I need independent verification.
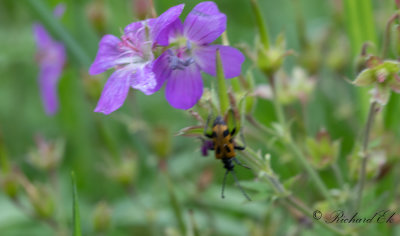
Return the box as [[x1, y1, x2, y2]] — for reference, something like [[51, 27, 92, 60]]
[[71, 171, 82, 236], [25, 0, 91, 67]]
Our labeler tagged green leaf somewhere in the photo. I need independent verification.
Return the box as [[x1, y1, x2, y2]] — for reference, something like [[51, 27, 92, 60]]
[[216, 50, 229, 115], [176, 126, 204, 137], [226, 109, 238, 135], [353, 68, 375, 86], [71, 172, 81, 236]]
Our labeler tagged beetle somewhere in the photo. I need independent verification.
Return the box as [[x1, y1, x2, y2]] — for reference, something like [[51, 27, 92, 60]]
[[203, 115, 251, 201]]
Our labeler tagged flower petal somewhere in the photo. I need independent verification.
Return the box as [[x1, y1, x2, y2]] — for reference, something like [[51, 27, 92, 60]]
[[89, 35, 122, 75], [156, 19, 184, 46], [183, 2, 226, 44], [53, 3, 66, 18], [39, 63, 63, 115], [124, 20, 152, 43], [33, 24, 52, 49], [194, 45, 245, 78], [165, 63, 203, 109], [131, 63, 157, 95], [151, 50, 173, 93], [94, 70, 132, 114], [152, 4, 184, 45]]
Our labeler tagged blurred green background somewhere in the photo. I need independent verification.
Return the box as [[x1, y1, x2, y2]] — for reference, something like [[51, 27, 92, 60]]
[[0, 0, 399, 235]]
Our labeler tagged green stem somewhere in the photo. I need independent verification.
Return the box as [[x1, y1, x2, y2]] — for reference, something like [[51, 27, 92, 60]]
[[286, 139, 334, 206], [216, 50, 229, 115], [356, 101, 377, 210], [267, 74, 286, 126], [26, 0, 92, 67], [165, 173, 186, 235], [242, 147, 346, 235], [332, 163, 345, 187], [71, 172, 82, 236], [381, 13, 399, 58], [264, 72, 333, 205], [250, 0, 270, 49]]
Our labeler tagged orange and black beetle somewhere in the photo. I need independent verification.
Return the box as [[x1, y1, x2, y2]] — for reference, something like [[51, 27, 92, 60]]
[[203, 116, 251, 201]]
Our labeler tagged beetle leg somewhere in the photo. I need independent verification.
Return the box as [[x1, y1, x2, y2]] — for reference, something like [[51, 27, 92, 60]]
[[231, 169, 251, 201], [234, 128, 246, 150], [204, 114, 213, 138], [233, 158, 250, 169], [221, 169, 229, 199], [230, 127, 236, 136], [234, 145, 245, 150]]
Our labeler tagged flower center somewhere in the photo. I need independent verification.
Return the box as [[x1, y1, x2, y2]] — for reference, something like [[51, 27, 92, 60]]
[[166, 49, 195, 71]]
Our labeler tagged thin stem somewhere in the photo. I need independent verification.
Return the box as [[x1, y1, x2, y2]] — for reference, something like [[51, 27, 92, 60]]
[[243, 147, 346, 235], [250, 0, 270, 49], [267, 74, 286, 126], [263, 73, 333, 205], [332, 163, 345, 187], [382, 13, 399, 58], [245, 115, 276, 136], [356, 101, 377, 210], [286, 139, 335, 206], [11, 198, 61, 233]]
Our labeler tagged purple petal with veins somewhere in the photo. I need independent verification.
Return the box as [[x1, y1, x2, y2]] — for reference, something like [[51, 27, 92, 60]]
[[153, 2, 244, 110], [89, 4, 183, 114]]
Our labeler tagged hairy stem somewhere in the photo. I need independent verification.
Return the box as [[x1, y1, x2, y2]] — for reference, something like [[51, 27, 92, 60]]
[[242, 147, 346, 235], [267, 74, 286, 126], [382, 13, 399, 58], [356, 101, 377, 210], [264, 73, 333, 206], [286, 139, 334, 206]]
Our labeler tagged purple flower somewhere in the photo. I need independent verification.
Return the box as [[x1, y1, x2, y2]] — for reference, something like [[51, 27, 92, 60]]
[[33, 5, 66, 115], [201, 140, 214, 156], [89, 4, 184, 114], [152, 2, 245, 109]]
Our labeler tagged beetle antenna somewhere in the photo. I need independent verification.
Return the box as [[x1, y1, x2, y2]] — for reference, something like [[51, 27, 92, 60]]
[[231, 169, 251, 201], [221, 169, 229, 199]]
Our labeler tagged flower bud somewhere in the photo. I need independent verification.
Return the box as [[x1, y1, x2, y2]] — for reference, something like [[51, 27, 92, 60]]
[[24, 181, 55, 219], [108, 153, 138, 187], [133, 0, 152, 20], [353, 59, 400, 105], [1, 172, 20, 199], [86, 0, 107, 34], [326, 36, 349, 73], [150, 127, 172, 159], [92, 201, 112, 233], [306, 129, 340, 170], [28, 135, 64, 172], [348, 147, 387, 180], [256, 39, 286, 76]]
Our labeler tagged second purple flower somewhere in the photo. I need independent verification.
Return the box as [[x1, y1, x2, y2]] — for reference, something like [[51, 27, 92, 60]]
[[152, 2, 245, 109]]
